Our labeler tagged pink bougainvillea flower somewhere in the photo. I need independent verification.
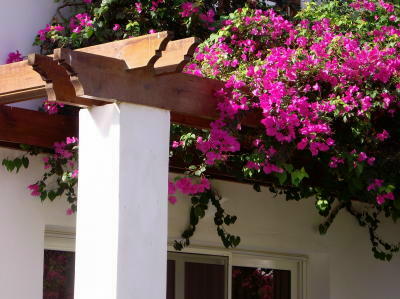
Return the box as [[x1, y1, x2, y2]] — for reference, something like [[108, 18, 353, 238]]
[[174, 177, 211, 195], [113, 24, 121, 31], [179, 2, 199, 17], [28, 184, 40, 196], [168, 196, 177, 204], [376, 130, 389, 141], [200, 9, 215, 23], [6, 50, 23, 64], [71, 169, 79, 179], [135, 2, 142, 13], [367, 179, 384, 191], [148, 29, 157, 34], [376, 192, 395, 205], [66, 137, 78, 144], [43, 100, 64, 115], [66, 208, 74, 215]]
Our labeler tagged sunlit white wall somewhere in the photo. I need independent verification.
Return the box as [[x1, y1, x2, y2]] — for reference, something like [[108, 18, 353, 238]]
[[0, 0, 58, 63]]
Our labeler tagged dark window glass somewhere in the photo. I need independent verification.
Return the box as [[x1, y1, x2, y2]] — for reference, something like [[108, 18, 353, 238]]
[[43, 250, 75, 299], [232, 266, 290, 299], [185, 262, 226, 299], [167, 260, 175, 299]]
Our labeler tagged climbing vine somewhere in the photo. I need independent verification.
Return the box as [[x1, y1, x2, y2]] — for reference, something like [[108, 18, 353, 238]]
[[3, 0, 400, 261]]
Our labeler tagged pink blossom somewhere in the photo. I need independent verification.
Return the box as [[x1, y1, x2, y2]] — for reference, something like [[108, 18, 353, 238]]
[[175, 177, 211, 195], [263, 163, 283, 174], [367, 157, 376, 166], [148, 29, 157, 34], [358, 152, 368, 162], [376, 192, 394, 205], [200, 9, 215, 24], [367, 179, 384, 191], [66, 208, 74, 215], [28, 184, 40, 196], [172, 141, 184, 148], [376, 130, 389, 141], [6, 51, 23, 64], [135, 2, 142, 13], [168, 196, 177, 204], [43, 100, 64, 115], [71, 170, 79, 178], [179, 2, 199, 18], [66, 137, 78, 144], [329, 156, 344, 168], [113, 24, 121, 31]]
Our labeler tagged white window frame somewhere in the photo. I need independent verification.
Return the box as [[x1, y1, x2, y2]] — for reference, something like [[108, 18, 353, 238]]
[[45, 230, 308, 299]]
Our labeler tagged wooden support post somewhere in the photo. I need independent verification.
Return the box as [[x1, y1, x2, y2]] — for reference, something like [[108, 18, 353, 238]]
[[75, 103, 170, 299]]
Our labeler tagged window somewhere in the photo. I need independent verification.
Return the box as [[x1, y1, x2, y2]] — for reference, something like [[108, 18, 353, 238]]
[[44, 231, 307, 299], [43, 250, 75, 299]]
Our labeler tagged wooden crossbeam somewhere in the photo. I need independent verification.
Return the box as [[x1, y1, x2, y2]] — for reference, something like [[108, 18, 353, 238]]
[[0, 32, 212, 109], [0, 106, 77, 148], [0, 106, 212, 149], [25, 48, 222, 120]]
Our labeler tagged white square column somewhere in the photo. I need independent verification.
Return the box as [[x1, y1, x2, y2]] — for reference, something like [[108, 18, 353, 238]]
[[75, 103, 170, 299]]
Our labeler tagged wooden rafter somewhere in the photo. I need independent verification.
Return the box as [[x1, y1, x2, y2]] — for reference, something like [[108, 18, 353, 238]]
[[0, 32, 221, 120], [0, 106, 77, 148]]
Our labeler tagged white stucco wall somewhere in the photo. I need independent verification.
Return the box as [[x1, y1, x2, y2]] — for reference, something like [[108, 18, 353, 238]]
[[1, 147, 399, 299], [0, 0, 59, 63], [0, 148, 75, 299]]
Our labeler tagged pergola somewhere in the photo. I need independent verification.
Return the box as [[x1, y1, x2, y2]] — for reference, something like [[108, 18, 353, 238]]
[[0, 32, 224, 298]]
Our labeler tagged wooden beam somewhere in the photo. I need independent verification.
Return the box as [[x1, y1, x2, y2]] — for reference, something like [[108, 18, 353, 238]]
[[154, 37, 200, 75], [0, 106, 78, 148], [33, 48, 223, 120], [0, 60, 46, 104], [0, 31, 181, 104]]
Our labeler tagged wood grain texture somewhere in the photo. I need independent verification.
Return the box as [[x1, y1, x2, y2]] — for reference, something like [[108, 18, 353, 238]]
[[0, 106, 78, 148], [53, 48, 223, 120]]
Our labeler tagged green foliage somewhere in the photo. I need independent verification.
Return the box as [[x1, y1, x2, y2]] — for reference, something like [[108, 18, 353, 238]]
[[174, 189, 240, 250]]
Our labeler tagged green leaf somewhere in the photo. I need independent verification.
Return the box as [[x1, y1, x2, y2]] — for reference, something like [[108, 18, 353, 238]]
[[394, 200, 400, 211], [253, 183, 261, 192], [283, 163, 294, 173], [22, 156, 29, 168], [40, 191, 47, 201], [48, 191, 57, 201], [14, 158, 22, 173], [275, 171, 287, 185], [291, 167, 309, 186], [194, 205, 205, 218]]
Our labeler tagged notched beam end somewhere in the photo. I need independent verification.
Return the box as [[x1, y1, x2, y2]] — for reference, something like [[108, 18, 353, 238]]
[[28, 50, 101, 107], [154, 37, 201, 75], [121, 31, 174, 70]]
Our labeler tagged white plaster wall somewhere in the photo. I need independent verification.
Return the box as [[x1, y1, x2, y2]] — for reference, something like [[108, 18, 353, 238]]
[[0, 0, 59, 63], [0, 147, 75, 299]]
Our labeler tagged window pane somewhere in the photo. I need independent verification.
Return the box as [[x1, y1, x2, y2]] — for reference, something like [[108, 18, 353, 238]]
[[185, 262, 226, 299], [167, 260, 175, 299], [232, 266, 290, 299], [43, 250, 75, 299]]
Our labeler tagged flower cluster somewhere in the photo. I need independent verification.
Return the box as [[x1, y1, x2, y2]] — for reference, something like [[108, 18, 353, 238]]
[[6, 50, 23, 63], [43, 100, 64, 115], [27, 137, 79, 215], [189, 4, 400, 209], [33, 0, 279, 53]]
